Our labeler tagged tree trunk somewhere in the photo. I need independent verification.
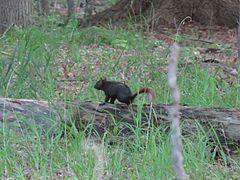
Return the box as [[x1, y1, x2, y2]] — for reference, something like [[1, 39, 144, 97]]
[[0, 0, 33, 34], [67, 0, 75, 20], [84, 0, 240, 28], [1, 98, 240, 145], [40, 0, 50, 14], [81, 0, 94, 27]]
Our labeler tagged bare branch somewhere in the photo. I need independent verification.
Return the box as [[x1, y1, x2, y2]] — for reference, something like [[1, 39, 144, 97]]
[[237, 15, 240, 65], [83, 137, 106, 180], [167, 43, 188, 180]]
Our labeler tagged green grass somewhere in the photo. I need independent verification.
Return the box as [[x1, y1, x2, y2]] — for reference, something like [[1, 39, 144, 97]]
[[0, 16, 239, 178]]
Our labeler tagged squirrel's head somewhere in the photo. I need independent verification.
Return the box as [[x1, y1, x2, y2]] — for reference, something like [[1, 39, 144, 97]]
[[94, 77, 107, 90]]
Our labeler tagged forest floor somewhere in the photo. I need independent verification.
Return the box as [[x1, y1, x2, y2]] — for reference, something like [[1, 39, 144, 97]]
[[0, 10, 239, 179]]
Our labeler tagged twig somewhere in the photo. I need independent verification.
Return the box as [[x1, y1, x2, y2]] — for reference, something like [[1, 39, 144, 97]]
[[83, 137, 105, 180], [1, 51, 11, 57], [237, 16, 240, 66], [0, 24, 14, 40], [167, 42, 188, 180], [146, 103, 153, 142], [190, 38, 215, 44]]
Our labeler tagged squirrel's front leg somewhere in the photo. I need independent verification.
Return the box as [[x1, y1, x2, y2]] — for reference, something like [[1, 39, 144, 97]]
[[99, 96, 110, 105]]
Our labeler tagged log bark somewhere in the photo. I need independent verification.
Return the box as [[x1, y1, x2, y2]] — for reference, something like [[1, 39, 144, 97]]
[[0, 98, 240, 146]]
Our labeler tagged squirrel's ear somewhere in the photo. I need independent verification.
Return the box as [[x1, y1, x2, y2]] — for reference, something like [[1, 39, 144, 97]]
[[102, 77, 107, 81]]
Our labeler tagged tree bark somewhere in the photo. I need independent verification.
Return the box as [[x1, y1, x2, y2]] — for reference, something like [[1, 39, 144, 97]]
[[1, 98, 240, 146], [81, 0, 94, 27], [67, 0, 75, 20], [0, 0, 33, 34], [40, 0, 50, 14]]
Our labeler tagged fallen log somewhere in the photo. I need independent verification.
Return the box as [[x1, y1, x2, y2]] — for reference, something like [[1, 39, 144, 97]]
[[0, 98, 240, 145]]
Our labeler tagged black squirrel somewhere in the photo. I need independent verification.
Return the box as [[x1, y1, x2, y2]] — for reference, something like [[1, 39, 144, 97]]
[[94, 77, 155, 105]]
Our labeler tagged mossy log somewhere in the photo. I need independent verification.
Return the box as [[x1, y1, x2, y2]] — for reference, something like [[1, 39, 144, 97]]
[[0, 98, 240, 146]]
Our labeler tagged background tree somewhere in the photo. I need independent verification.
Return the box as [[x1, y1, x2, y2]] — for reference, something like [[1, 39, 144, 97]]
[[67, 0, 76, 20], [81, 0, 94, 27], [0, 0, 33, 34], [40, 0, 50, 14]]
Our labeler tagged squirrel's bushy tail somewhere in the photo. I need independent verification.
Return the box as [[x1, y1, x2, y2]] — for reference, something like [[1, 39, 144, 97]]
[[131, 87, 155, 102]]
